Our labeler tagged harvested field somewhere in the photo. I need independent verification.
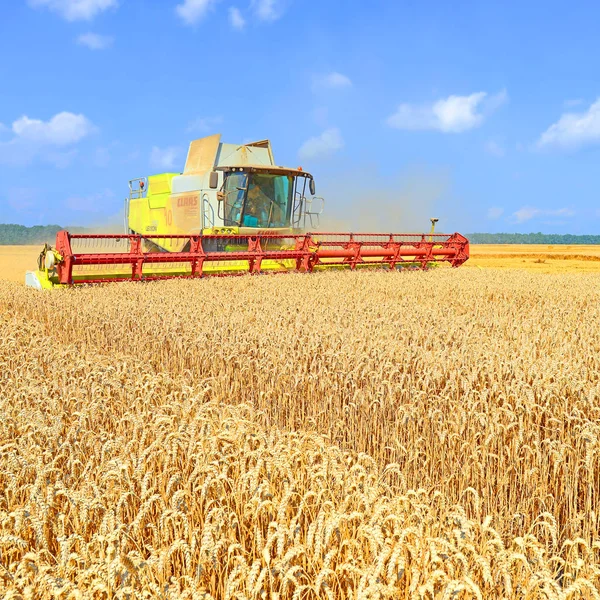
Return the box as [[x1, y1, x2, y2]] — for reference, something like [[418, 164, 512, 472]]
[[0, 245, 41, 282], [1, 257, 600, 597], [467, 244, 600, 273]]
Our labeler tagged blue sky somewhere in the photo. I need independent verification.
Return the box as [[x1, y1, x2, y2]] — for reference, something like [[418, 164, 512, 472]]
[[1, 0, 599, 233]]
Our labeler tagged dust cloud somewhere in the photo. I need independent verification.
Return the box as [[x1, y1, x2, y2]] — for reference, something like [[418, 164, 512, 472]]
[[80, 208, 126, 234], [315, 165, 470, 234]]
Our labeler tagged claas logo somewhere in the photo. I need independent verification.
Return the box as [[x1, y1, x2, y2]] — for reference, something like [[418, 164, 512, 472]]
[[176, 196, 198, 208]]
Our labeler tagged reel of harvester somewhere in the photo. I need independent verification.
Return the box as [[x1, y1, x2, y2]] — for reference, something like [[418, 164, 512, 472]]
[[25, 230, 469, 288]]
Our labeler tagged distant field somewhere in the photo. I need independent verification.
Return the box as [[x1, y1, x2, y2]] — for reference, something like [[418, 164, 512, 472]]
[[0, 245, 40, 282], [3, 243, 600, 283], [467, 243, 600, 272]]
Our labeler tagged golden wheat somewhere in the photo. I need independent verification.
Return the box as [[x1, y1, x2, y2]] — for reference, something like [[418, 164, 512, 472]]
[[0, 268, 599, 597]]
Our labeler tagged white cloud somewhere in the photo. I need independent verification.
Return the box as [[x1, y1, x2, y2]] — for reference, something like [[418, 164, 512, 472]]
[[298, 128, 343, 160], [537, 98, 600, 150], [312, 72, 352, 93], [485, 140, 505, 157], [387, 90, 507, 133], [28, 0, 117, 21], [229, 6, 245, 29], [512, 206, 575, 224], [186, 115, 223, 133], [150, 146, 180, 170], [176, 0, 219, 25], [12, 112, 96, 146], [0, 111, 96, 167], [77, 32, 113, 49], [0, 112, 97, 168], [252, 0, 285, 21], [487, 207, 504, 219]]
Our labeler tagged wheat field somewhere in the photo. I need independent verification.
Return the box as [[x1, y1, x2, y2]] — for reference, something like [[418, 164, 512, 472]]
[[1, 251, 600, 597]]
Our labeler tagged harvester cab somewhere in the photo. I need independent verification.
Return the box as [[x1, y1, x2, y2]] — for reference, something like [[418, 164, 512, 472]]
[[125, 135, 324, 252], [217, 165, 323, 231], [25, 133, 469, 289]]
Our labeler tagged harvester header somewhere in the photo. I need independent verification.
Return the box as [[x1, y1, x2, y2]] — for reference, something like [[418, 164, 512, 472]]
[[25, 134, 469, 289]]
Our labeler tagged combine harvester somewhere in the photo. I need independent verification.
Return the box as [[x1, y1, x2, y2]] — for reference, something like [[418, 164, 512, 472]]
[[26, 134, 469, 289]]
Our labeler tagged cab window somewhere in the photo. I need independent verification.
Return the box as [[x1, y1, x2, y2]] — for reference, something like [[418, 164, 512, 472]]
[[224, 172, 247, 226], [242, 174, 292, 228]]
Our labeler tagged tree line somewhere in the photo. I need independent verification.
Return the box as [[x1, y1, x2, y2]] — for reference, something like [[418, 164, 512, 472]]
[[0, 224, 87, 245], [1, 224, 599, 245]]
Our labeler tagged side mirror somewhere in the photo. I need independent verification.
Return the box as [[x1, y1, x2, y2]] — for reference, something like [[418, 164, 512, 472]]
[[209, 171, 219, 189], [309, 178, 316, 196]]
